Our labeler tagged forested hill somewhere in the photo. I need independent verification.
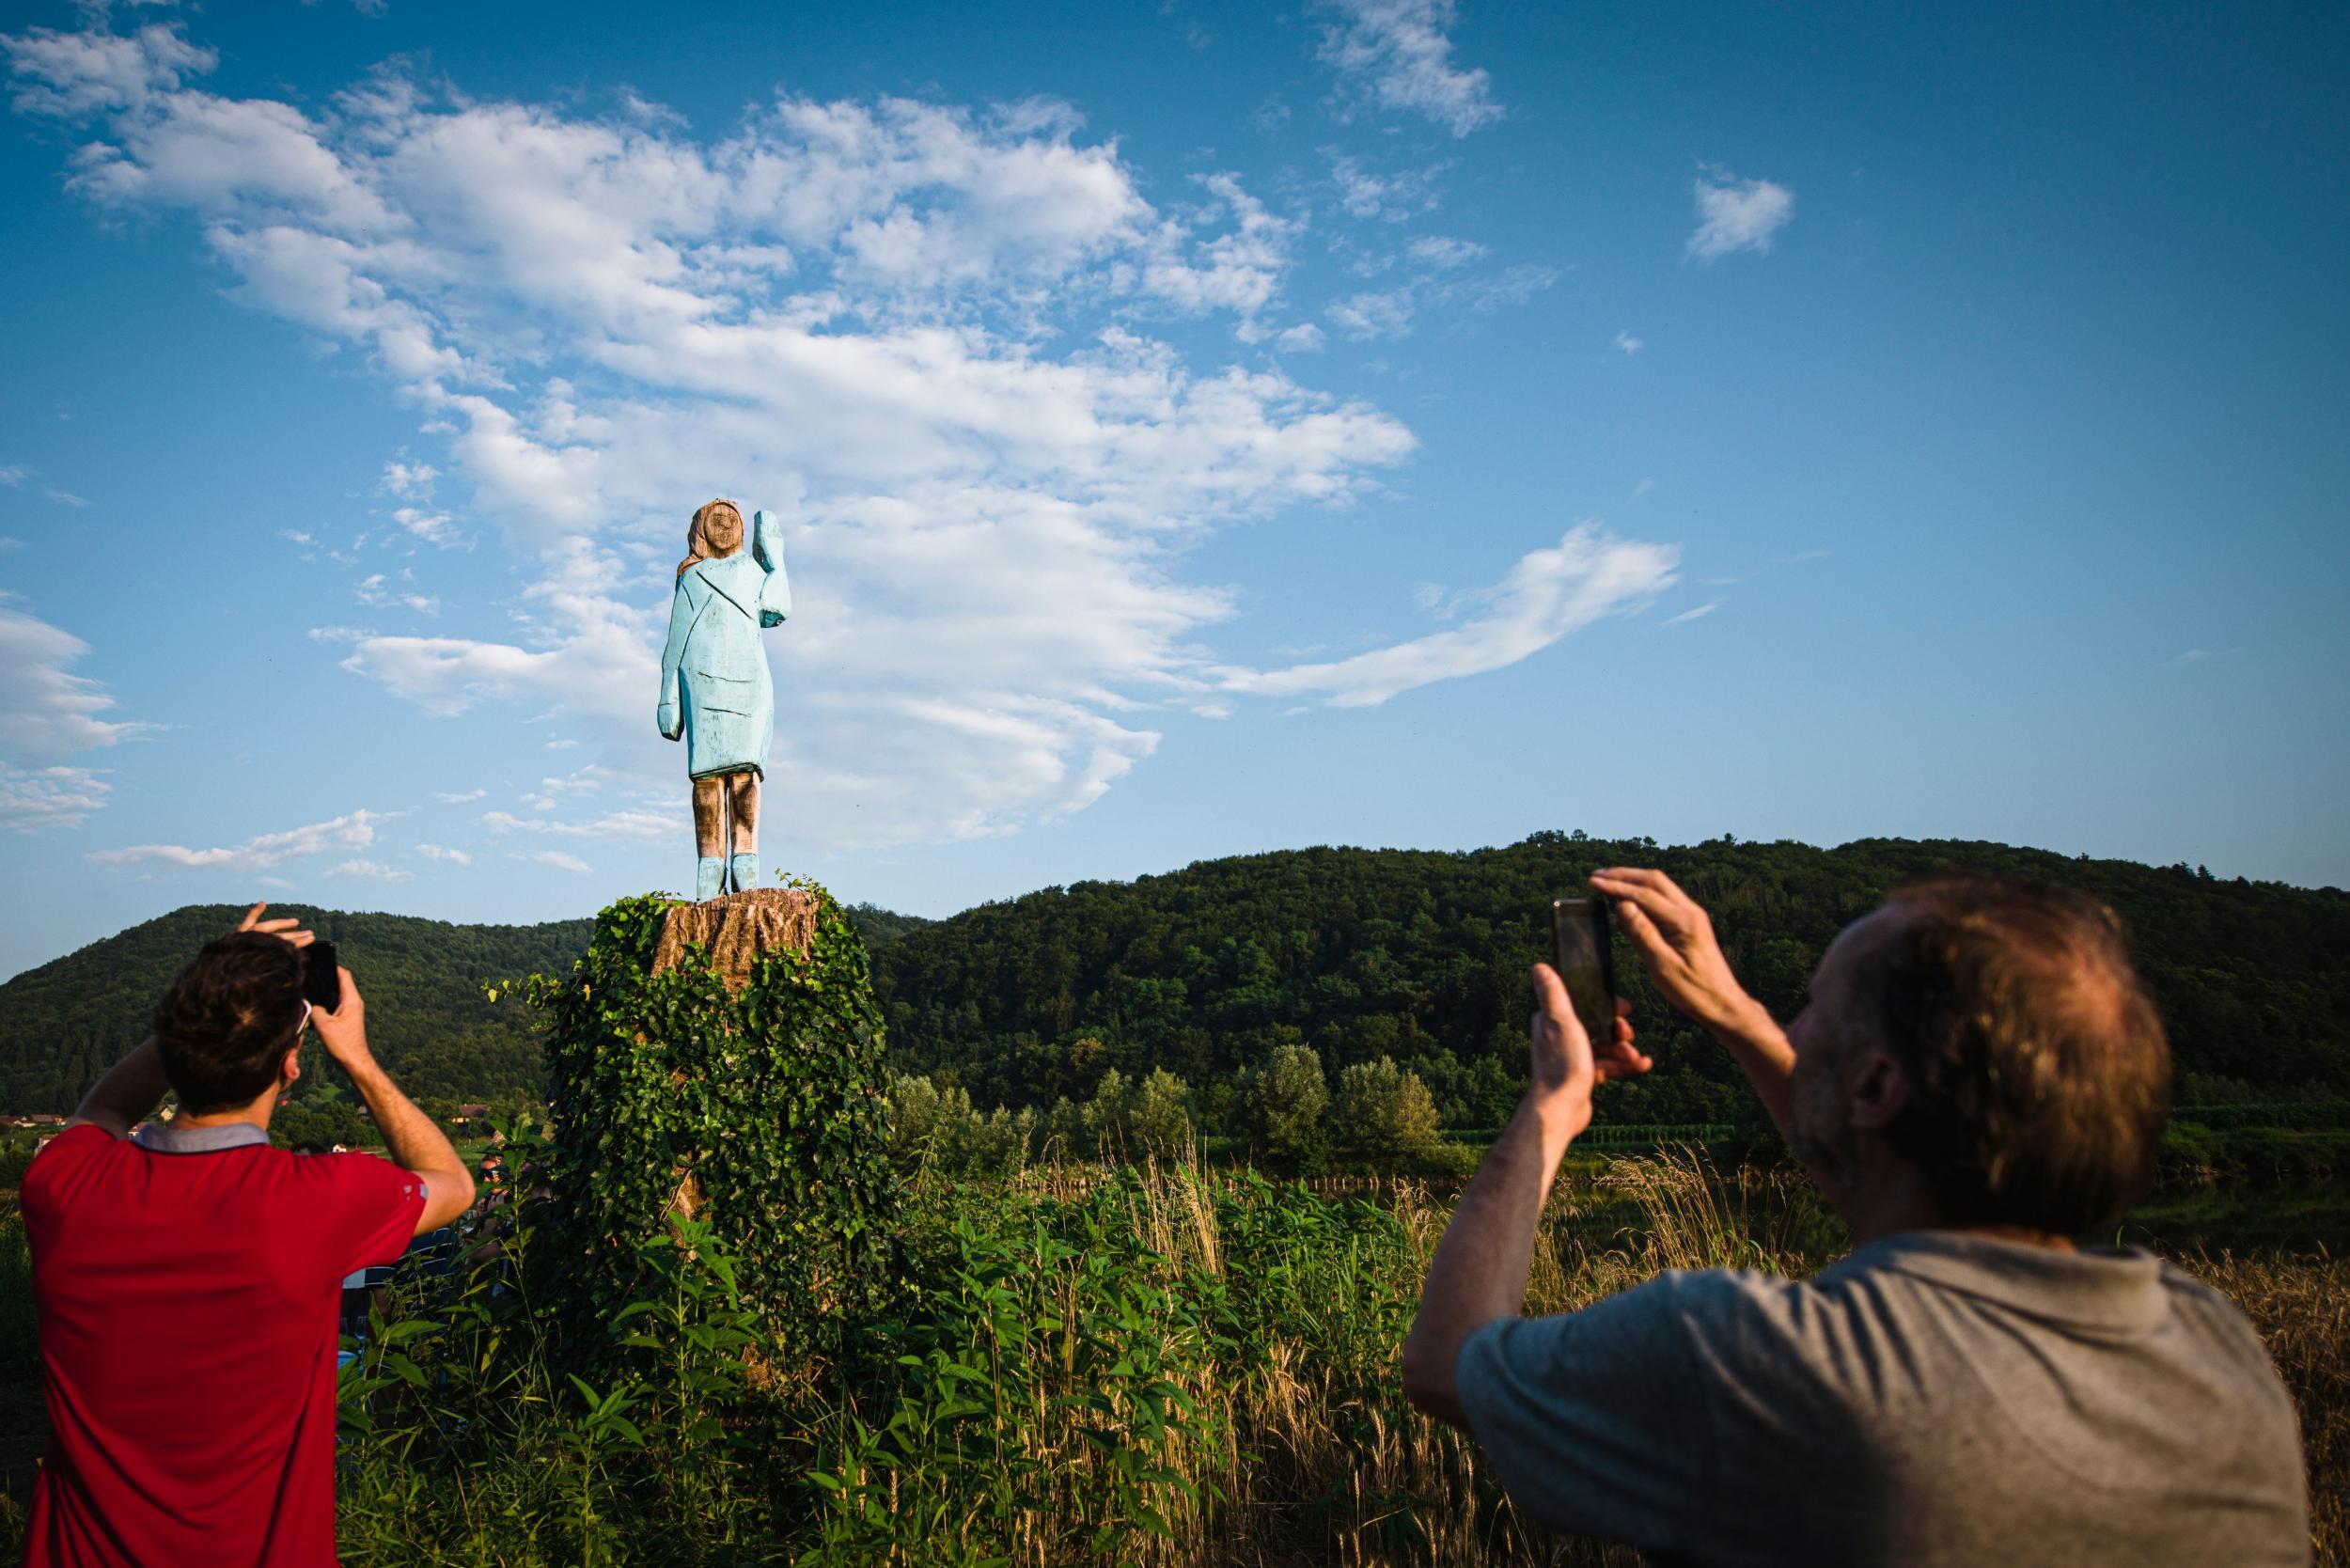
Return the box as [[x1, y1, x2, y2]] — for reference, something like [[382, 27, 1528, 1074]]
[[0, 905, 597, 1112], [5, 840, 2342, 1121], [872, 835, 2350, 1127], [0, 902, 926, 1113]]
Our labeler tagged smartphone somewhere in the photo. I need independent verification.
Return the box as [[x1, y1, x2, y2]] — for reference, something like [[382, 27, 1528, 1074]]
[[302, 940, 342, 1013], [1550, 898, 1619, 1043]]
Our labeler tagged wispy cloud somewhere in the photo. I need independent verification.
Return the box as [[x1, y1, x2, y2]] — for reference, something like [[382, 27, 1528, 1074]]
[[433, 788, 487, 804], [327, 856, 413, 882], [1316, 0, 1503, 137], [1661, 601, 1718, 626], [528, 848, 592, 874], [482, 806, 673, 841], [1687, 166, 1794, 262], [1220, 523, 1676, 707], [415, 841, 470, 863], [0, 763, 110, 833], [1613, 329, 1642, 355], [90, 808, 381, 870], [0, 604, 149, 763]]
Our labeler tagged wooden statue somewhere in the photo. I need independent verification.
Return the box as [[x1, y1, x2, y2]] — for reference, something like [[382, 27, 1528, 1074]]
[[656, 499, 791, 901]]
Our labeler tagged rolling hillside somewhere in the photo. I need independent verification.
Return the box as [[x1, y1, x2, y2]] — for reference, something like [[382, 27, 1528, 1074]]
[[3, 839, 2342, 1122]]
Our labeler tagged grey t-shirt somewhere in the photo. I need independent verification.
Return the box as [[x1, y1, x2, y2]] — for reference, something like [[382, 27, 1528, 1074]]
[[1455, 1231, 2309, 1566]]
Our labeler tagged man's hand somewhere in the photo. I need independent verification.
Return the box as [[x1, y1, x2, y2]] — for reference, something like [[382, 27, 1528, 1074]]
[[234, 902, 314, 949], [1589, 869, 1772, 1043], [657, 700, 682, 741], [309, 966, 374, 1074], [1526, 964, 1648, 1142], [1590, 867, 1795, 1134]]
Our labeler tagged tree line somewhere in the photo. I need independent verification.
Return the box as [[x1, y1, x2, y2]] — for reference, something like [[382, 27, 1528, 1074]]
[[3, 836, 2342, 1132]]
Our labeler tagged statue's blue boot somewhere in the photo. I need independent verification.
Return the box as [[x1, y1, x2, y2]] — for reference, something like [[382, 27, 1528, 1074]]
[[729, 853, 759, 893], [696, 856, 725, 902]]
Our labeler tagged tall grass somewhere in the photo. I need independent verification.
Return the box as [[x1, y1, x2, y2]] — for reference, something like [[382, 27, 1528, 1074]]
[[0, 1158, 2338, 1564]]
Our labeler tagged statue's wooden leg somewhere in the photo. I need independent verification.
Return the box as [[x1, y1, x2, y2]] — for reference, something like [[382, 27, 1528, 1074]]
[[693, 776, 726, 858], [731, 772, 760, 854]]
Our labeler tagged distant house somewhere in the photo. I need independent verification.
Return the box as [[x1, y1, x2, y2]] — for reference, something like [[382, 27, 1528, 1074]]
[[450, 1103, 494, 1124]]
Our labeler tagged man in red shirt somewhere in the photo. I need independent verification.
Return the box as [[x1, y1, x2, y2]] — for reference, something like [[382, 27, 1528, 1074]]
[[21, 905, 475, 1566]]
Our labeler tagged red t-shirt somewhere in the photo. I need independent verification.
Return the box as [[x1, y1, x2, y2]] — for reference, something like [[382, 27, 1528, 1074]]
[[20, 1123, 424, 1567]]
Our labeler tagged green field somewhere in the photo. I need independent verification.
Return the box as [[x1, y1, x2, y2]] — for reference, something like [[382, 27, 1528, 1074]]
[[0, 1152, 2338, 1566]]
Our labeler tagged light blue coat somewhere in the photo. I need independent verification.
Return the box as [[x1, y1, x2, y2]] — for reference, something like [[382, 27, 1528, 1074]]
[[656, 510, 791, 778]]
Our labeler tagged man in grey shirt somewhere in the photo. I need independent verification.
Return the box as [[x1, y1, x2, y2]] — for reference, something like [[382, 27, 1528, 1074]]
[[1401, 869, 2309, 1565]]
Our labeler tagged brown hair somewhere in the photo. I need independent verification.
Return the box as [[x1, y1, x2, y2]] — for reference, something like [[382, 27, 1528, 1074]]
[[1849, 874, 2172, 1234], [677, 498, 744, 576], [152, 932, 306, 1116]]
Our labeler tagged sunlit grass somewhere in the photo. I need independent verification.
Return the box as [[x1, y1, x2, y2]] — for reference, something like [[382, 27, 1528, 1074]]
[[0, 1158, 2338, 1565]]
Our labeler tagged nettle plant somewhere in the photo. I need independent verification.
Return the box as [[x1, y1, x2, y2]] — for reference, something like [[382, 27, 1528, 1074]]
[[520, 880, 902, 1387]]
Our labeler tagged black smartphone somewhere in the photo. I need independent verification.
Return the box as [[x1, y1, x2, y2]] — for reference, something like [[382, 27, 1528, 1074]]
[[1550, 898, 1619, 1043], [302, 940, 342, 1013]]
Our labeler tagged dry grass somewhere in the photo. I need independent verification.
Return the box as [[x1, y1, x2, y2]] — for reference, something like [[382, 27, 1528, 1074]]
[[929, 1155, 2341, 1567], [2182, 1249, 2348, 1565]]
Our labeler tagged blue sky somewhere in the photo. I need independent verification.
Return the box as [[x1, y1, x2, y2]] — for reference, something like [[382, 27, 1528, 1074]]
[[1, 0, 2344, 980]]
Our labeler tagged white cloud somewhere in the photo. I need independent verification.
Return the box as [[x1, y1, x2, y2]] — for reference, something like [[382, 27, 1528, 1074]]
[[6, 19, 1671, 849], [381, 460, 438, 495], [44, 488, 88, 509], [0, 537, 23, 551], [1613, 329, 1642, 355], [90, 807, 380, 870], [481, 805, 673, 840], [1660, 601, 1717, 626], [0, 465, 27, 486], [529, 848, 592, 873], [0, 763, 110, 833], [1630, 477, 1653, 498], [415, 841, 470, 863], [432, 788, 486, 803], [1327, 289, 1415, 340], [0, 605, 147, 761], [1275, 321, 1325, 353], [327, 856, 413, 882], [2, 24, 214, 118], [1221, 522, 1676, 707], [1686, 168, 1794, 262], [1316, 0, 1502, 137], [1406, 233, 1485, 270], [355, 572, 438, 614], [1323, 151, 1449, 224]]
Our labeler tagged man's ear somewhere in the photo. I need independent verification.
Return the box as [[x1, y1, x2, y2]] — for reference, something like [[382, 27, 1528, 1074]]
[[1844, 1047, 1909, 1132], [278, 1046, 302, 1090]]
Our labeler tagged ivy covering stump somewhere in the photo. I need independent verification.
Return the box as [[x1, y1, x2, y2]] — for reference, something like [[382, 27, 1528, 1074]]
[[527, 881, 901, 1388]]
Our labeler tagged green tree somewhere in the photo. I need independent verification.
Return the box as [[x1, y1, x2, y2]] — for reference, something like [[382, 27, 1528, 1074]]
[[1330, 1057, 1442, 1163], [1240, 1043, 1327, 1165]]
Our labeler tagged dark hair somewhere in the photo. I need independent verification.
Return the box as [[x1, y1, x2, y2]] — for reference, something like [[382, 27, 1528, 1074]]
[[152, 933, 306, 1116], [1849, 875, 2171, 1235]]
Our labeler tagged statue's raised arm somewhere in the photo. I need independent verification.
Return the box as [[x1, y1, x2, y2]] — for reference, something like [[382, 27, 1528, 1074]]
[[657, 498, 786, 901], [751, 509, 791, 627]]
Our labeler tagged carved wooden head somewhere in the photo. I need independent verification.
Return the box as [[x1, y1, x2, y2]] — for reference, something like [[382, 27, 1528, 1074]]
[[679, 498, 745, 575]]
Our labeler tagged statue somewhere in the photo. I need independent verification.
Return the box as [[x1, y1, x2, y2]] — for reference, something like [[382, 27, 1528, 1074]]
[[657, 499, 791, 901]]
